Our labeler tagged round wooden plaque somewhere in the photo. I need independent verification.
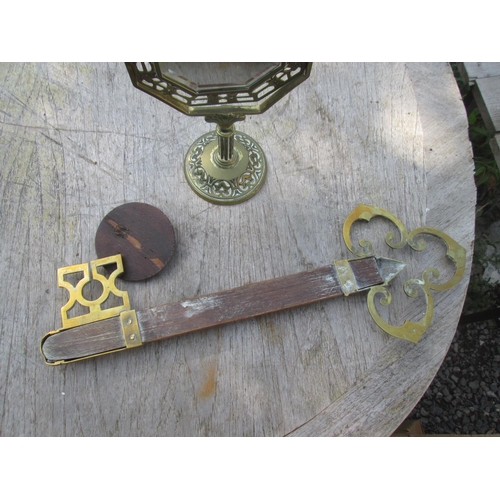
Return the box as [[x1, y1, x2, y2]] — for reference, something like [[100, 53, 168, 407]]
[[95, 202, 175, 281]]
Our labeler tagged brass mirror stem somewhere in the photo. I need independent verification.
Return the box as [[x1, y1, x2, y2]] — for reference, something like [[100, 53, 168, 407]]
[[215, 123, 236, 167], [207, 113, 245, 169]]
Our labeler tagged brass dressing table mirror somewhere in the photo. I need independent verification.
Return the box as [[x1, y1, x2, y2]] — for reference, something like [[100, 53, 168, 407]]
[[125, 62, 312, 204]]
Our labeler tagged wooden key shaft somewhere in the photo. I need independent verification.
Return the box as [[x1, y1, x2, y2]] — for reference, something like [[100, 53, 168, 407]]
[[41, 256, 403, 364]]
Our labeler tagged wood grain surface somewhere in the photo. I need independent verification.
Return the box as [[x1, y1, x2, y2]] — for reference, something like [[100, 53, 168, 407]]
[[474, 75, 500, 133], [41, 257, 383, 362], [459, 62, 500, 175], [472, 74, 500, 171], [94, 201, 176, 281], [459, 62, 500, 85], [0, 63, 476, 436]]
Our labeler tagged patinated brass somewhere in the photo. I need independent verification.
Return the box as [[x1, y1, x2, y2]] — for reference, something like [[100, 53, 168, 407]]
[[125, 63, 311, 117], [125, 63, 312, 204], [40, 254, 142, 365], [342, 204, 467, 343], [185, 130, 266, 204], [120, 309, 141, 348], [41, 205, 465, 366], [58, 254, 130, 328], [335, 256, 406, 298], [334, 259, 359, 296]]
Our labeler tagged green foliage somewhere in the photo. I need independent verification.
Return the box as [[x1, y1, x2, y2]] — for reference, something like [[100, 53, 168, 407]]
[[463, 234, 500, 315], [451, 64, 500, 314]]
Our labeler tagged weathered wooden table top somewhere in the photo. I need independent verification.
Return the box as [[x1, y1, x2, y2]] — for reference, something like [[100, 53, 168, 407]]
[[0, 63, 476, 436]]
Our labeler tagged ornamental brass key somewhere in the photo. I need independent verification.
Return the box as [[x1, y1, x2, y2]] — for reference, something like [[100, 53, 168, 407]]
[[40, 205, 466, 365]]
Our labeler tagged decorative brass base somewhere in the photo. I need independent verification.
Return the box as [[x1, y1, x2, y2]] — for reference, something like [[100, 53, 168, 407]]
[[184, 130, 267, 205]]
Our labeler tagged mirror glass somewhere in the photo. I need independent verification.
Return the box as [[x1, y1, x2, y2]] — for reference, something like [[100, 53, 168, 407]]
[[158, 62, 280, 90]]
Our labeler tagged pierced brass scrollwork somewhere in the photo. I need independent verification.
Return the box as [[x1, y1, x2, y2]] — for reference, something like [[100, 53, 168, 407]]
[[41, 254, 141, 365], [58, 254, 131, 328], [343, 204, 467, 342]]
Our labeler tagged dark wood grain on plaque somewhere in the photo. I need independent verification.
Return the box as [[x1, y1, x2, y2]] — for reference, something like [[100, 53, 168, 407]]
[[41, 257, 383, 362], [349, 257, 383, 290], [95, 202, 175, 281]]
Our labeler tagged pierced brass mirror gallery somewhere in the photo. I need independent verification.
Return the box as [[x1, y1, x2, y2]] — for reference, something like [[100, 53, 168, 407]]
[[40, 205, 466, 365], [125, 63, 312, 204]]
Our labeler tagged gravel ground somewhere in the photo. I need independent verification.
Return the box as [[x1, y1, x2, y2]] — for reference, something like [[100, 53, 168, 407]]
[[407, 70, 500, 435], [407, 210, 500, 435], [396, 241, 500, 436], [409, 319, 500, 435]]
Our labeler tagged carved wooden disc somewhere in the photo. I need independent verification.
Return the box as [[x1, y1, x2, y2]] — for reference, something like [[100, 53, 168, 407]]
[[95, 202, 175, 281]]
